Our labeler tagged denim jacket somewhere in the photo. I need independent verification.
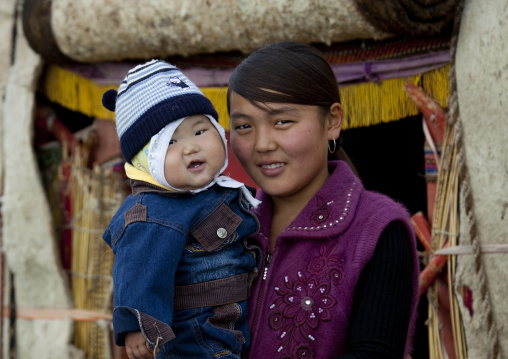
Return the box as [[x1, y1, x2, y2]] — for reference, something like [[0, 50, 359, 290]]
[[103, 180, 260, 356]]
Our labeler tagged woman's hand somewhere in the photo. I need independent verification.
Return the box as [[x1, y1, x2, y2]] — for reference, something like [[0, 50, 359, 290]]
[[125, 331, 157, 359]]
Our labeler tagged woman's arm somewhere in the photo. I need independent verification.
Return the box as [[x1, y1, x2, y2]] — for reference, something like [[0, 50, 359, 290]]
[[338, 221, 414, 359]]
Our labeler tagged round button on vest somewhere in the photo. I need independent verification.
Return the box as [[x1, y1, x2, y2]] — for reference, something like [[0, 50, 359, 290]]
[[217, 228, 228, 238]]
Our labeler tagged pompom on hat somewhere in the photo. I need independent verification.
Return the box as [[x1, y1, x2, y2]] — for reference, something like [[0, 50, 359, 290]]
[[102, 59, 218, 162]]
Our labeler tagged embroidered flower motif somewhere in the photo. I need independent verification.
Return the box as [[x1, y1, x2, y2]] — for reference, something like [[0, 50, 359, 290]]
[[326, 266, 344, 286], [269, 310, 285, 331], [269, 242, 344, 357], [307, 257, 326, 275], [306, 243, 344, 276], [311, 209, 330, 223], [273, 275, 336, 330], [293, 344, 314, 359], [310, 196, 331, 224]]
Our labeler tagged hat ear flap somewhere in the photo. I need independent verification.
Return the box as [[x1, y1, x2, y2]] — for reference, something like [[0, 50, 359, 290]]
[[102, 89, 118, 111]]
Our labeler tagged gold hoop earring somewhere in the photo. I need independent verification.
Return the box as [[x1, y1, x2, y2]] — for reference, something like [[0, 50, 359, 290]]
[[328, 137, 337, 154]]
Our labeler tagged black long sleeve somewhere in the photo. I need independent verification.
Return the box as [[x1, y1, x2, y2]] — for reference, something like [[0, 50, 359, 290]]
[[337, 221, 415, 359]]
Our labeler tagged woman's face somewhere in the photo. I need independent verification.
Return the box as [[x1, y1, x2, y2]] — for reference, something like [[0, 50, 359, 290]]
[[229, 92, 342, 202]]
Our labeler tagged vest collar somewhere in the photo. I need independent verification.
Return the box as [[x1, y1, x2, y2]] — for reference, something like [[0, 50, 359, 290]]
[[252, 161, 362, 241]]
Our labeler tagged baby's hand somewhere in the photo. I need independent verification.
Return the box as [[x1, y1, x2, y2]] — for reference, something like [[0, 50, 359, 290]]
[[125, 332, 154, 359]]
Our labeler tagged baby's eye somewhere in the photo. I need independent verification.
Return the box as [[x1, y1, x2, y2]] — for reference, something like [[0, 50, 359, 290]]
[[195, 129, 206, 136], [168, 139, 176, 145]]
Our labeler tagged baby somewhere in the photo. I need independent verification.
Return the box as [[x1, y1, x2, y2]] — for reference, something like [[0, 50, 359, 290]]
[[102, 60, 260, 359]]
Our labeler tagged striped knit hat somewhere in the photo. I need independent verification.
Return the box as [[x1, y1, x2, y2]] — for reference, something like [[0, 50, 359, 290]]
[[102, 60, 218, 162]]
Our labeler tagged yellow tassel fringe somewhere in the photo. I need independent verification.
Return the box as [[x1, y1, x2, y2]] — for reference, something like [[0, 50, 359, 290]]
[[40, 64, 450, 131]]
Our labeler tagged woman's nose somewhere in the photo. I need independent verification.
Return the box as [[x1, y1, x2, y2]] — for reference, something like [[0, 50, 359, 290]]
[[254, 128, 277, 152]]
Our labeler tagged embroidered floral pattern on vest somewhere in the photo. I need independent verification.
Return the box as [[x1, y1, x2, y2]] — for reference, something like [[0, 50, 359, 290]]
[[286, 181, 357, 232], [268, 242, 344, 358], [310, 196, 331, 224]]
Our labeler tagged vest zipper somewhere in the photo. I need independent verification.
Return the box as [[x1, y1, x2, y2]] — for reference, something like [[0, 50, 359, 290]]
[[262, 253, 272, 280], [249, 251, 273, 357]]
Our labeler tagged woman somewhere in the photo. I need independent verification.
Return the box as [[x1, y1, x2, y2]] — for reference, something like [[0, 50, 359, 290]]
[[227, 42, 419, 359]]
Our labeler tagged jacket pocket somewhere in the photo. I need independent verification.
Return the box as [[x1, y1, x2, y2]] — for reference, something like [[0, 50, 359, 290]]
[[191, 204, 242, 252]]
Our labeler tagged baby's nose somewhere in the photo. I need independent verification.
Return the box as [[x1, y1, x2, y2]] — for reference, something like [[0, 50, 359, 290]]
[[183, 142, 199, 155]]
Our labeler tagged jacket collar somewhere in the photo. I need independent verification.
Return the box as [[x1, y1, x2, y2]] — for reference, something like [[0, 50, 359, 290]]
[[131, 179, 192, 198]]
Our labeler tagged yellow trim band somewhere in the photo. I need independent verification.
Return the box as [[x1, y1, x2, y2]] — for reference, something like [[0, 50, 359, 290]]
[[40, 64, 450, 131]]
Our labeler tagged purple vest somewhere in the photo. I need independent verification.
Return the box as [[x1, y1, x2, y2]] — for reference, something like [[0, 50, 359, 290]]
[[247, 161, 419, 359]]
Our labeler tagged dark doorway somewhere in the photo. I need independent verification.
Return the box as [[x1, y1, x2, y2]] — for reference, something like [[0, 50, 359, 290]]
[[342, 114, 429, 359]]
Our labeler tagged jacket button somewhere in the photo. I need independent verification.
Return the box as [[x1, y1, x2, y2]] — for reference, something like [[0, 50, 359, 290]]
[[217, 228, 228, 238]]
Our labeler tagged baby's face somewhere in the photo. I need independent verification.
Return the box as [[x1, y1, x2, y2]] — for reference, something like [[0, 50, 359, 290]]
[[164, 115, 225, 190]]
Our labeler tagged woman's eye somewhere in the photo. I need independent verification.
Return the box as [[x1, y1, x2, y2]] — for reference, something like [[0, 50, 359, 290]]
[[275, 120, 291, 125], [235, 124, 251, 130]]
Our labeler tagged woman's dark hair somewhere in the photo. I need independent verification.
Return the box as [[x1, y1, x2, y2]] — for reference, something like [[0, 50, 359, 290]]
[[227, 41, 356, 168], [227, 42, 340, 108]]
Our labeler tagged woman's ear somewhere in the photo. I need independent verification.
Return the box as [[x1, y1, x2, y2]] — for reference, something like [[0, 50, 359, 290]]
[[327, 102, 344, 140]]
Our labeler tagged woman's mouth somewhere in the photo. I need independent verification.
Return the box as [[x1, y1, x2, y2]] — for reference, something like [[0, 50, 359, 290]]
[[260, 163, 285, 169], [259, 162, 286, 176]]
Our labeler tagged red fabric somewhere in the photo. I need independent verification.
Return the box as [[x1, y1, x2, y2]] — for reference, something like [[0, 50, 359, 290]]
[[224, 131, 257, 190]]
